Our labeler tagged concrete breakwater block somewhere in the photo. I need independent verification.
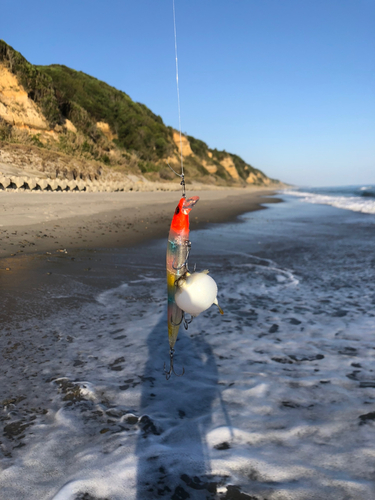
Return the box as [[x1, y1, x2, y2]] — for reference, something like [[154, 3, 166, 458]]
[[66, 180, 78, 191], [76, 180, 86, 191], [0, 175, 177, 193], [37, 179, 49, 190], [26, 178, 37, 190], [49, 179, 60, 191], [59, 180, 68, 191], [0, 177, 11, 189], [14, 177, 27, 188]]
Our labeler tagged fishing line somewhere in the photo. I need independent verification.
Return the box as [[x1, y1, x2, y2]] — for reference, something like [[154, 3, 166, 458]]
[[172, 0, 186, 196]]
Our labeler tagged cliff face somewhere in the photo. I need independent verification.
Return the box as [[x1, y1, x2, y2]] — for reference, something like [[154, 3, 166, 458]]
[[0, 65, 49, 131], [0, 40, 281, 187]]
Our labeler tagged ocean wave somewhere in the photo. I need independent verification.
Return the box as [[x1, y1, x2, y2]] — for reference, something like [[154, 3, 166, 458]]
[[360, 190, 375, 198], [283, 190, 375, 214]]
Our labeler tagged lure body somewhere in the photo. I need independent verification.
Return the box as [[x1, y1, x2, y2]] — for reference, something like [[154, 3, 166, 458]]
[[166, 196, 199, 349]]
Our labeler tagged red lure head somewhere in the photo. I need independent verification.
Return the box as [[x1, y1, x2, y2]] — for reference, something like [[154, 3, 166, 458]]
[[170, 196, 199, 235]]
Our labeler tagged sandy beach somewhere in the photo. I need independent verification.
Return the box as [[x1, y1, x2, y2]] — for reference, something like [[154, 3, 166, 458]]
[[0, 188, 279, 260]]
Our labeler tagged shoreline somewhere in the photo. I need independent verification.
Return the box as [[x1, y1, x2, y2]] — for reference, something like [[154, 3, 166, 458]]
[[0, 188, 281, 261], [1, 194, 375, 499]]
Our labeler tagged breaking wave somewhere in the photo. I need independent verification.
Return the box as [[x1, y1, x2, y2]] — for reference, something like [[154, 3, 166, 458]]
[[284, 188, 375, 214]]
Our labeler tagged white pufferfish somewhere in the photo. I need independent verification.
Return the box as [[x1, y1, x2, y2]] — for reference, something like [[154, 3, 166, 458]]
[[175, 270, 224, 317]]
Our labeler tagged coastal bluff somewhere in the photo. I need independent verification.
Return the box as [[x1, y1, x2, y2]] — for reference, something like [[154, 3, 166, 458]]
[[0, 40, 283, 190]]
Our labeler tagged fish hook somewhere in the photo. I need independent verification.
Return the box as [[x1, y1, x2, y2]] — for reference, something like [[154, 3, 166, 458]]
[[172, 240, 191, 271], [183, 313, 193, 330], [164, 348, 185, 380], [170, 312, 183, 327], [171, 311, 193, 330]]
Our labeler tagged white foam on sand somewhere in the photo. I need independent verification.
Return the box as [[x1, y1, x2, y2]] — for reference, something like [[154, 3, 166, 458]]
[[1, 215, 375, 499]]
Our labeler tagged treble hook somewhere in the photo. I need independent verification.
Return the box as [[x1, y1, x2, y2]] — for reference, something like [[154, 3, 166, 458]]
[[164, 348, 185, 380], [183, 313, 193, 330], [171, 311, 193, 330], [170, 312, 183, 327], [172, 240, 191, 271]]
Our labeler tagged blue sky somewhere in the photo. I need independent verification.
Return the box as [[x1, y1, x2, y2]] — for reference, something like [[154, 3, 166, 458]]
[[2, 0, 374, 186]]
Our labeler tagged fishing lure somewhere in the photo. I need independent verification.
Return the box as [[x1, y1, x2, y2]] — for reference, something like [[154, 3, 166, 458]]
[[164, 195, 224, 380], [165, 195, 199, 379]]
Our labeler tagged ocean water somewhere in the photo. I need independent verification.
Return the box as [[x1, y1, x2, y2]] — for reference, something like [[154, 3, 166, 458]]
[[1, 195, 375, 500], [284, 184, 375, 214]]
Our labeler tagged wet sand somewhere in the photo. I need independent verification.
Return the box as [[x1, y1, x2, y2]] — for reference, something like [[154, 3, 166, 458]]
[[0, 188, 280, 325], [0, 188, 280, 259], [2, 195, 375, 499]]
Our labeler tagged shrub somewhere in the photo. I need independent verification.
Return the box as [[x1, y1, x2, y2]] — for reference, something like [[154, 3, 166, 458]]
[[31, 134, 44, 148], [0, 118, 11, 140], [187, 135, 208, 157], [101, 154, 110, 165], [138, 161, 159, 173]]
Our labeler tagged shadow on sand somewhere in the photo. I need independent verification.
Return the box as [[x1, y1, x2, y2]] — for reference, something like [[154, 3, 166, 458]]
[[136, 312, 224, 499]]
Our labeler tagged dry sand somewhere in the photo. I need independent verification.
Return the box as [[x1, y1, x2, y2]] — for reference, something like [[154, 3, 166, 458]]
[[0, 188, 280, 260]]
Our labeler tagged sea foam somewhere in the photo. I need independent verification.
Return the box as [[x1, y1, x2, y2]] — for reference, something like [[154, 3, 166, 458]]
[[284, 189, 375, 214], [1, 199, 375, 500]]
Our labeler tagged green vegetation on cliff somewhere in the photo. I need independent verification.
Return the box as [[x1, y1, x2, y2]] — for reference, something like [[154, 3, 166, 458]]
[[38, 65, 174, 162], [0, 40, 278, 186], [188, 135, 266, 182], [0, 40, 60, 125]]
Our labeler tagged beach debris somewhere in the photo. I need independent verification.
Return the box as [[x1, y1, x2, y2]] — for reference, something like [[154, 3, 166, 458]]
[[121, 413, 139, 425]]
